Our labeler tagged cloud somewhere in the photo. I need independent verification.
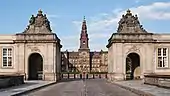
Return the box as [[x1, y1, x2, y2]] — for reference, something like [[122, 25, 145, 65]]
[[87, 11, 122, 33], [89, 43, 108, 51], [135, 0, 141, 3], [46, 14, 59, 32], [47, 14, 59, 18], [86, 1, 170, 34], [60, 35, 79, 51], [68, 1, 170, 51], [61, 46, 78, 51], [89, 33, 110, 39], [131, 2, 170, 20], [72, 21, 82, 31]]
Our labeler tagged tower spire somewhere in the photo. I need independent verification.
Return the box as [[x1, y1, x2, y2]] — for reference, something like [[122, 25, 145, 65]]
[[79, 16, 89, 50], [83, 16, 86, 21], [82, 16, 87, 31]]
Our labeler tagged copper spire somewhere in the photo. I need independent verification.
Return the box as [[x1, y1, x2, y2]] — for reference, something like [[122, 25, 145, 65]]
[[83, 16, 86, 21], [79, 16, 89, 49], [82, 16, 87, 30]]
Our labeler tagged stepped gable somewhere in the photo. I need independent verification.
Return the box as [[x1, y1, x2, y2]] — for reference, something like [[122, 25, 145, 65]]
[[117, 9, 147, 33], [23, 9, 52, 34]]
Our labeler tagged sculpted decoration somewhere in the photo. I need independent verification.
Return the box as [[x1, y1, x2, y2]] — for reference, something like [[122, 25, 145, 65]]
[[124, 43, 144, 54], [25, 9, 52, 33], [117, 9, 146, 33], [31, 47, 40, 52]]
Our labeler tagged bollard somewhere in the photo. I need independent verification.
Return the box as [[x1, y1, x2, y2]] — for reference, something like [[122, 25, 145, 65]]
[[86, 74, 88, 79], [68, 73, 69, 79], [105, 74, 107, 78], [61, 74, 63, 78], [80, 74, 82, 79], [99, 74, 101, 78], [74, 74, 75, 79]]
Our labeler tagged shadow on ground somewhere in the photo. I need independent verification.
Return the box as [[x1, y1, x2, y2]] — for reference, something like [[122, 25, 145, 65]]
[[0, 82, 38, 92]]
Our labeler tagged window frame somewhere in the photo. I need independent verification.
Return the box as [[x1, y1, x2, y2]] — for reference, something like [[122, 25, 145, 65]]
[[157, 47, 169, 68], [2, 47, 13, 68]]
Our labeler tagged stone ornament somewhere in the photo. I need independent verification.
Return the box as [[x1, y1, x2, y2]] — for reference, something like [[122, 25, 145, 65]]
[[31, 47, 40, 52], [25, 9, 52, 33], [117, 9, 146, 33]]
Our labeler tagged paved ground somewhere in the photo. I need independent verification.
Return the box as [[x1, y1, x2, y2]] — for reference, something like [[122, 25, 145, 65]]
[[25, 79, 138, 96], [0, 80, 55, 96], [114, 80, 170, 96]]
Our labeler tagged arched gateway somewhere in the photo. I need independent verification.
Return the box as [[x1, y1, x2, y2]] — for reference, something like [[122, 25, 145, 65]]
[[14, 10, 62, 81], [106, 10, 155, 81], [126, 53, 140, 80], [28, 53, 43, 80]]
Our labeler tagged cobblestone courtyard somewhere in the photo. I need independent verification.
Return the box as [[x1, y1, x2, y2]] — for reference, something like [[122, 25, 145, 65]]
[[24, 79, 138, 96]]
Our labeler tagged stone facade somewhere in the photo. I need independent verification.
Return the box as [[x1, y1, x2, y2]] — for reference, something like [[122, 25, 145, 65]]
[[107, 10, 170, 81], [61, 18, 108, 73], [0, 10, 62, 81]]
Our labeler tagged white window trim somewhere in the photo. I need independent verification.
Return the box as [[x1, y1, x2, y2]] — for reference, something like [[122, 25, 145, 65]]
[[2, 47, 13, 68], [157, 48, 169, 68]]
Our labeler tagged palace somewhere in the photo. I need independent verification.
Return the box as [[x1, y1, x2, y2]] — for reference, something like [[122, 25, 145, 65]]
[[61, 17, 108, 73], [107, 10, 170, 80], [0, 10, 62, 81], [2, 9, 170, 82]]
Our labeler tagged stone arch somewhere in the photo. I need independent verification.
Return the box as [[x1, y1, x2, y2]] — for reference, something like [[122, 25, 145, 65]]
[[125, 52, 140, 80], [28, 53, 43, 80]]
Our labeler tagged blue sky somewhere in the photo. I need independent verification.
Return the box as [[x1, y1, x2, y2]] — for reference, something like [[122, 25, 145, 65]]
[[0, 0, 170, 51]]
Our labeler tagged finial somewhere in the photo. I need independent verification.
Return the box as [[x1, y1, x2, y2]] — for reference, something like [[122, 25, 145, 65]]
[[83, 16, 86, 21], [126, 9, 132, 15], [38, 9, 43, 15], [127, 9, 130, 13]]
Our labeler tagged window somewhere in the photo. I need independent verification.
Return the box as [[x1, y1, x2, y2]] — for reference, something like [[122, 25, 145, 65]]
[[2, 48, 12, 67], [157, 48, 168, 68], [98, 59, 100, 63]]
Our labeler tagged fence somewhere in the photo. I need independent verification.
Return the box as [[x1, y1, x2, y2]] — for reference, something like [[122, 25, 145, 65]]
[[60, 73, 108, 79]]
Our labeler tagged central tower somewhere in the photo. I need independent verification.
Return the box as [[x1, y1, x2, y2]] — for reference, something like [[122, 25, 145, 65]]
[[79, 16, 90, 52], [78, 17, 90, 72]]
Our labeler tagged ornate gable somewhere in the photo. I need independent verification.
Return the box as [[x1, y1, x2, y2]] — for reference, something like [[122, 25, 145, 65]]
[[117, 9, 147, 33], [106, 9, 155, 48], [15, 10, 62, 45], [23, 10, 52, 34]]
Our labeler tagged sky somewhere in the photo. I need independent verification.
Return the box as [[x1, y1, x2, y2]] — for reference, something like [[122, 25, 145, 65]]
[[0, 0, 170, 51]]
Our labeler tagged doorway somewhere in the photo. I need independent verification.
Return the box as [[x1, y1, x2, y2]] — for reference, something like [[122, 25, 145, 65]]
[[126, 53, 140, 80], [28, 53, 43, 80]]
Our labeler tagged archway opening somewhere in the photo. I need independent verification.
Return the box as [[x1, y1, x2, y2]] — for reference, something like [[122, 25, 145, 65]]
[[126, 53, 140, 80], [28, 53, 43, 80]]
